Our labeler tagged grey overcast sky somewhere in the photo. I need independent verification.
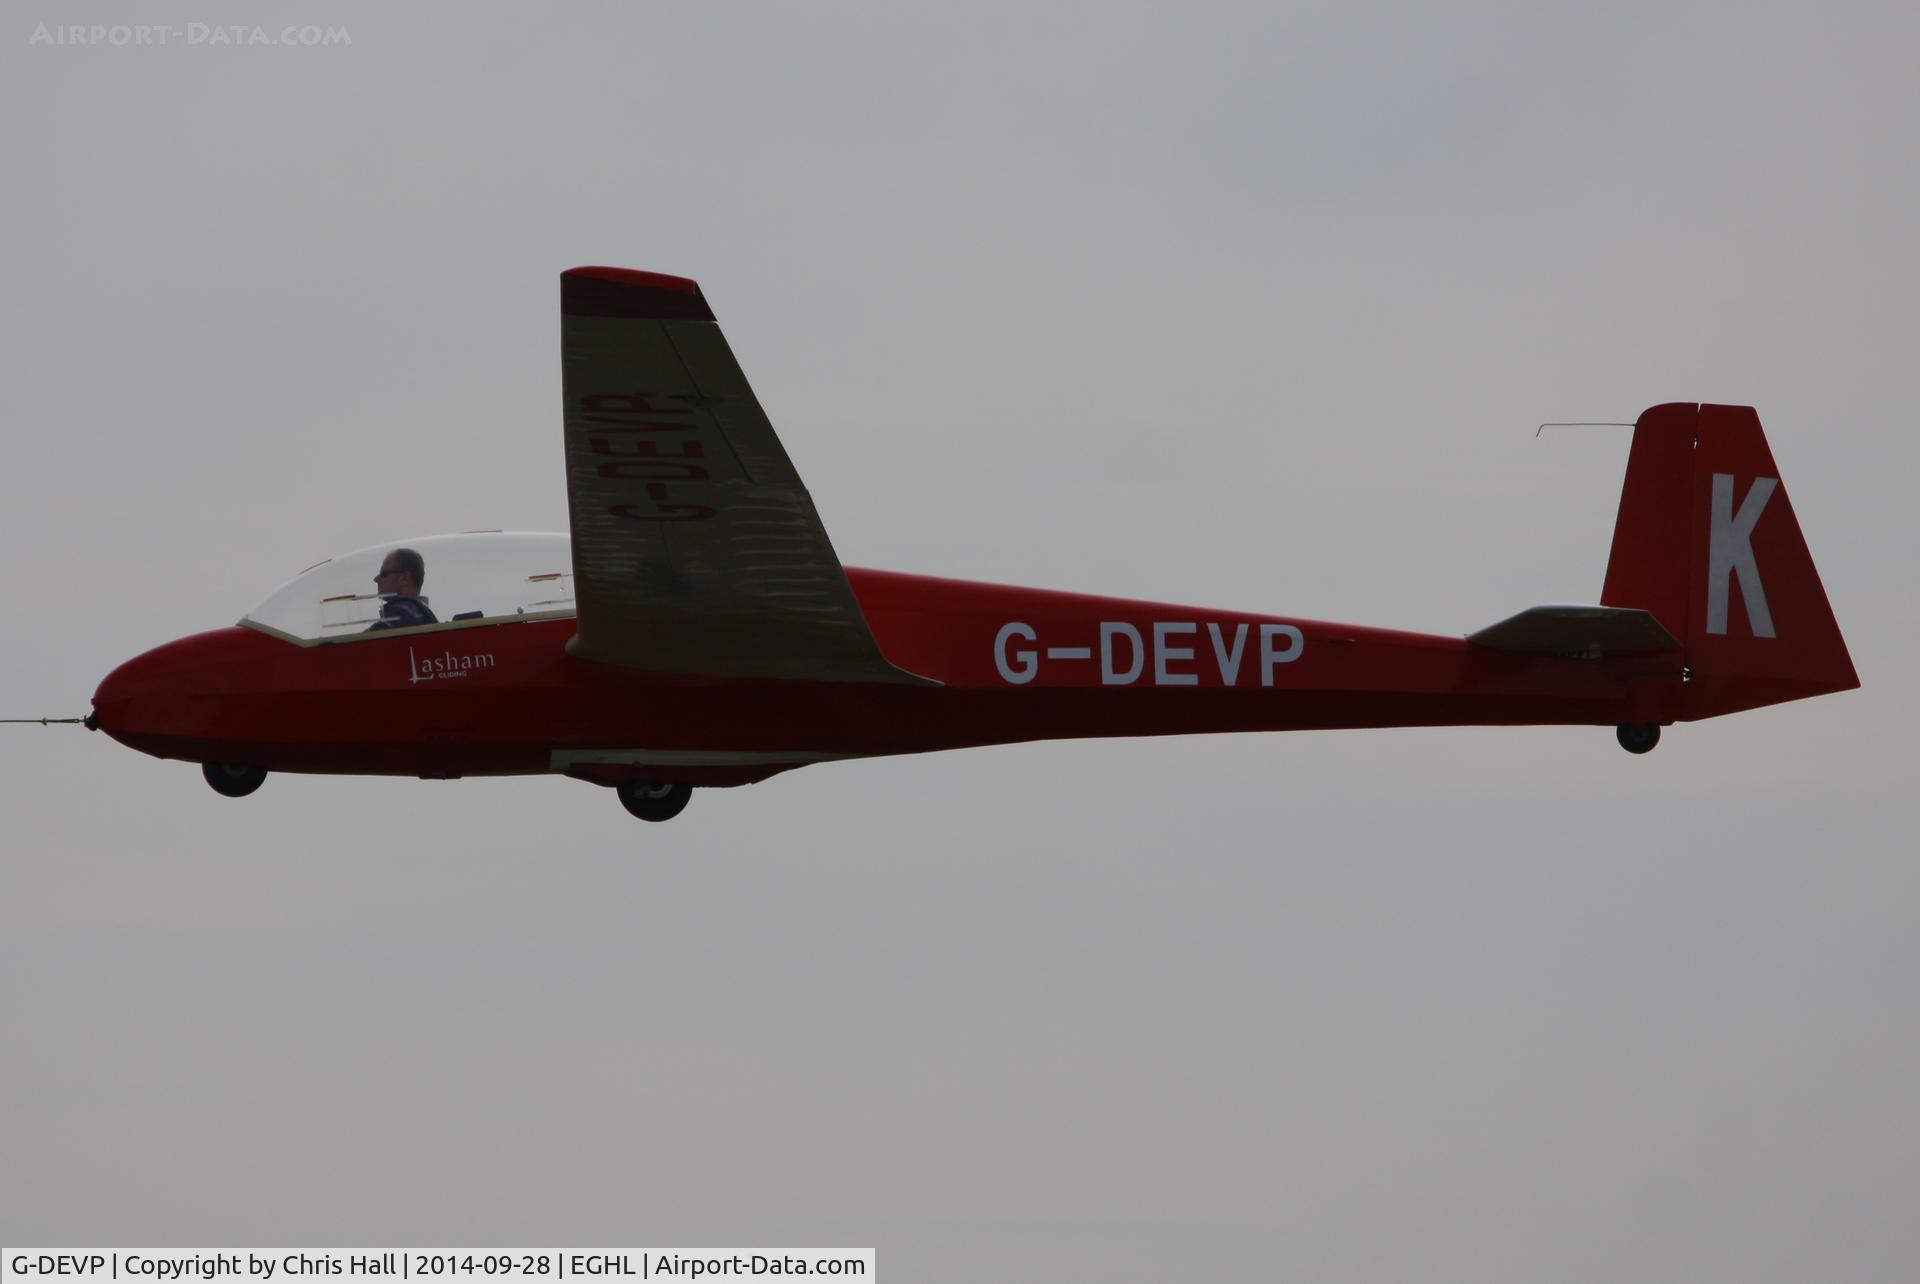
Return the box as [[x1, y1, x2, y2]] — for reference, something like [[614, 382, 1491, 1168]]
[[3, 2, 1916, 1278]]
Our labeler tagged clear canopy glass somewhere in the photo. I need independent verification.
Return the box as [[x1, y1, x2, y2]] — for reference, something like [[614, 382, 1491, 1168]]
[[242, 532, 576, 643]]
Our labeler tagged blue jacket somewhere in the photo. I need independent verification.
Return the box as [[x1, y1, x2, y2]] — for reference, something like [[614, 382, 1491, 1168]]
[[366, 595, 438, 631]]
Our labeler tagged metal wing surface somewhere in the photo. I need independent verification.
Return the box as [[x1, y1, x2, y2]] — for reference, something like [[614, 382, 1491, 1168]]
[[560, 267, 931, 684]]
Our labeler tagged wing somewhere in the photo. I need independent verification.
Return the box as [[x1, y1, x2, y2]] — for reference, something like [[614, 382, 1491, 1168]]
[[560, 267, 932, 684]]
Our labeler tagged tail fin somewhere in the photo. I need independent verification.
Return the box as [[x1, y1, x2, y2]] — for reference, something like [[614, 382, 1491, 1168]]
[[1601, 403, 1858, 719]]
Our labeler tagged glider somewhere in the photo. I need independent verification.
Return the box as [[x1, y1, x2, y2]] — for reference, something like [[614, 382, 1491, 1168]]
[[84, 268, 1859, 821]]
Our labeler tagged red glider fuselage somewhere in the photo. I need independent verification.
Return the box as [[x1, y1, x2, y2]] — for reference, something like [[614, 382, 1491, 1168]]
[[94, 566, 1680, 788]]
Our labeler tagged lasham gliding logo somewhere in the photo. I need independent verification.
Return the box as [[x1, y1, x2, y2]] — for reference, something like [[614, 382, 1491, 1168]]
[[408, 646, 496, 685]]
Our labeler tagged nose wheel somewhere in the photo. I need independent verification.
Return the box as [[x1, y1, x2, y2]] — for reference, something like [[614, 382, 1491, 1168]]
[[1615, 723, 1661, 755], [617, 779, 692, 822], [202, 762, 268, 797]]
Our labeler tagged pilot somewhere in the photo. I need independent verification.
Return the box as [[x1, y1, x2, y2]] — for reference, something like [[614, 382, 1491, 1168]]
[[366, 547, 438, 631]]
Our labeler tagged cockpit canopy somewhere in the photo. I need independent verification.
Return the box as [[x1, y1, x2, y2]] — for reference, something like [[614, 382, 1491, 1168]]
[[242, 532, 575, 643]]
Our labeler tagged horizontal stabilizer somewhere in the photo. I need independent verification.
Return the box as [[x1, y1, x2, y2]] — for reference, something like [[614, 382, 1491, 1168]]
[[1467, 604, 1681, 659]]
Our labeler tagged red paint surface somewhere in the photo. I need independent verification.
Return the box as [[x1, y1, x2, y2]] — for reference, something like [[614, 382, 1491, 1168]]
[[93, 573, 1678, 786], [560, 267, 715, 322], [1602, 402, 1858, 719], [565, 266, 701, 294]]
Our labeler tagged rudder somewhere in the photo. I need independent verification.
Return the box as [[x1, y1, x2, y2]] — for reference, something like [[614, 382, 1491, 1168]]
[[1601, 403, 1857, 719]]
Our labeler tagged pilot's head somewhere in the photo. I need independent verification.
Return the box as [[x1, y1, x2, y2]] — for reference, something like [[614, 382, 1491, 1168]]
[[375, 547, 425, 599]]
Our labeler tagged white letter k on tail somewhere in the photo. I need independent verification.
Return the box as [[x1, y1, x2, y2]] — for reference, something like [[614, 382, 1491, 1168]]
[[1707, 473, 1777, 637]]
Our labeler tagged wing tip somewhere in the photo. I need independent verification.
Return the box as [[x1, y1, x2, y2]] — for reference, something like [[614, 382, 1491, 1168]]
[[565, 265, 700, 293], [562, 266, 715, 321]]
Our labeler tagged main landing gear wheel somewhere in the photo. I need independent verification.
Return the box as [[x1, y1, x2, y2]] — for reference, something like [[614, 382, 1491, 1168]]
[[202, 762, 268, 797], [617, 780, 692, 822], [1615, 723, 1661, 755]]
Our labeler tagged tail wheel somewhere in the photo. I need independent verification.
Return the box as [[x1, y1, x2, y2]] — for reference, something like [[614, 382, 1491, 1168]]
[[617, 780, 692, 822], [202, 762, 268, 797], [1615, 723, 1661, 755]]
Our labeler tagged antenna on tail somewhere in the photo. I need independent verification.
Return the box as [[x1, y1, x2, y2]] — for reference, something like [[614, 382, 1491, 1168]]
[[1535, 421, 1633, 437]]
